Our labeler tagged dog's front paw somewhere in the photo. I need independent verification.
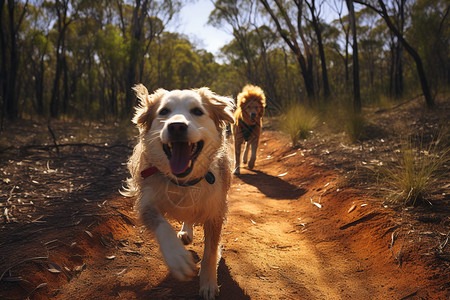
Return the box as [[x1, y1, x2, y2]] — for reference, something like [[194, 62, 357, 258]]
[[200, 282, 219, 300], [161, 240, 196, 281]]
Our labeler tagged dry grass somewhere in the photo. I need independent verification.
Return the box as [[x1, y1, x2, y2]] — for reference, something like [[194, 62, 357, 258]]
[[279, 104, 318, 146], [380, 133, 449, 206], [343, 110, 367, 142]]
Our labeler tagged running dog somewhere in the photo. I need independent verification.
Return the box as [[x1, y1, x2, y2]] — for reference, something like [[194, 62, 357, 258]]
[[122, 84, 235, 299], [233, 84, 266, 174]]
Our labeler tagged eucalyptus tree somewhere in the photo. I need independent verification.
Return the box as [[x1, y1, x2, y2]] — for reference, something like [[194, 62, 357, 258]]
[[209, 0, 262, 84], [346, 0, 361, 112], [1, 0, 29, 122], [259, 0, 316, 99], [117, 0, 180, 117], [354, 0, 434, 108], [305, 0, 330, 99]]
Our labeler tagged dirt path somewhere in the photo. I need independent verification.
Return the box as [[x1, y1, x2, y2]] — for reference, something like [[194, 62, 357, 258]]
[[0, 130, 447, 299]]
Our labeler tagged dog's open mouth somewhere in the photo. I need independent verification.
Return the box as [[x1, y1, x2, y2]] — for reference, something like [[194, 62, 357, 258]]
[[163, 140, 204, 177]]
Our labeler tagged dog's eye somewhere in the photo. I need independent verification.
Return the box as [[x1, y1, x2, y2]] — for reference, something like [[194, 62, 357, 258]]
[[191, 107, 204, 116], [159, 108, 170, 116]]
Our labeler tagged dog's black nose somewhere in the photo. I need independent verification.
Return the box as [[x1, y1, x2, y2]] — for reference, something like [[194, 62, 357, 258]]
[[168, 122, 188, 140], [250, 112, 257, 118]]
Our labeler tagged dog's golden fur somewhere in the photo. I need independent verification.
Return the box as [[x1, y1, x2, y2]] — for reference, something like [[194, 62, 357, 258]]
[[232, 84, 266, 174], [122, 84, 235, 300]]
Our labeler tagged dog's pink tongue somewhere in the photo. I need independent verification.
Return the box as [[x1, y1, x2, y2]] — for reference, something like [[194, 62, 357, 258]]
[[170, 142, 191, 174]]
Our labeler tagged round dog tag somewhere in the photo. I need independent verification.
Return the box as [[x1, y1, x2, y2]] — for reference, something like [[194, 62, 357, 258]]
[[205, 171, 215, 184]]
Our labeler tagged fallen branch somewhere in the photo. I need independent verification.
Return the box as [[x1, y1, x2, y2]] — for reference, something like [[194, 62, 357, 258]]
[[47, 124, 59, 155], [1, 142, 132, 153]]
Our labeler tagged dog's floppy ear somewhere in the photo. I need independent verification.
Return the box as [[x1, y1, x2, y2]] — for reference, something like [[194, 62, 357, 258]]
[[132, 84, 167, 132], [196, 87, 235, 129]]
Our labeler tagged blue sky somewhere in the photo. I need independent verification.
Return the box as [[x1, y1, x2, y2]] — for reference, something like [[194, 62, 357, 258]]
[[168, 0, 342, 56], [169, 0, 232, 54], [168, 0, 233, 55]]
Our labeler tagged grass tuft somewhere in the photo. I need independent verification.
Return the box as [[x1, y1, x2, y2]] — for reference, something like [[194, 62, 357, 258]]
[[380, 134, 449, 206], [280, 103, 318, 147], [345, 111, 366, 142]]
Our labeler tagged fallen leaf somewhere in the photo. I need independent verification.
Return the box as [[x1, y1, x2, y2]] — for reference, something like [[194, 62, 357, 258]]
[[348, 204, 356, 213], [74, 263, 86, 272], [313, 202, 322, 208], [278, 172, 288, 177], [47, 262, 62, 274], [106, 255, 116, 260], [251, 219, 256, 225], [85, 230, 93, 238], [35, 282, 47, 290]]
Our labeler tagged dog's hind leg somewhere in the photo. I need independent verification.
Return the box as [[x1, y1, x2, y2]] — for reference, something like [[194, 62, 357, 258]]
[[199, 218, 223, 300], [177, 222, 193, 245], [242, 142, 250, 164]]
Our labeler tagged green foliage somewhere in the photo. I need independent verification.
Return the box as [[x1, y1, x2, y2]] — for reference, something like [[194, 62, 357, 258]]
[[2, 0, 448, 122], [280, 103, 318, 147], [380, 135, 449, 206]]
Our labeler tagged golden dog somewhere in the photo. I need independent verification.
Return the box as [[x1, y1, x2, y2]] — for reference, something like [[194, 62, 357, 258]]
[[232, 84, 266, 174], [122, 84, 235, 299]]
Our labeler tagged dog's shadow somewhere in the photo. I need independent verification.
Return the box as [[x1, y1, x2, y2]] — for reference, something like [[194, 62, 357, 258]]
[[236, 170, 306, 200], [139, 256, 250, 299]]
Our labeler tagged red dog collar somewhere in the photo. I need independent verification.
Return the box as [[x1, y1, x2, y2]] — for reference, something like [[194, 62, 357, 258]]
[[141, 166, 158, 178]]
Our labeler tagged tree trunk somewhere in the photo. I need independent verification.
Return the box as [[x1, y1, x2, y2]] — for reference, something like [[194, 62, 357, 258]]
[[50, 1, 71, 118], [50, 45, 63, 118], [389, 39, 394, 96], [0, 0, 7, 127], [124, 0, 149, 117], [6, 0, 18, 120], [307, 0, 330, 99], [394, 42, 403, 98], [346, 0, 361, 113], [35, 56, 45, 115], [62, 54, 69, 115], [259, 0, 316, 99]]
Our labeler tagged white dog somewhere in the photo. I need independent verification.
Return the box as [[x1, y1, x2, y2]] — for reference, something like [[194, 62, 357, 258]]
[[122, 84, 235, 299]]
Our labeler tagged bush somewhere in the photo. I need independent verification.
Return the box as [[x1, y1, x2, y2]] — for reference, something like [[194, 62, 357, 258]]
[[280, 104, 318, 146]]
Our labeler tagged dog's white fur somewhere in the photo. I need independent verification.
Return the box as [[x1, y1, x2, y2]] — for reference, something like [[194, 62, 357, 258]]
[[122, 84, 234, 299]]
